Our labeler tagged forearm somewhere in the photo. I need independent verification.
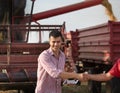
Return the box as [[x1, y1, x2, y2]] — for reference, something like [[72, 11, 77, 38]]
[[59, 71, 83, 80], [88, 73, 112, 81]]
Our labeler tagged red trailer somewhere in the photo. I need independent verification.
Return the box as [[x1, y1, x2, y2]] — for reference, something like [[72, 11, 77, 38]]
[[70, 21, 120, 64], [68, 21, 120, 93]]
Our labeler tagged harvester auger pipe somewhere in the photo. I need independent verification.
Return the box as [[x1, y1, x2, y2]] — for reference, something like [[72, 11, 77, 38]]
[[23, 0, 102, 22]]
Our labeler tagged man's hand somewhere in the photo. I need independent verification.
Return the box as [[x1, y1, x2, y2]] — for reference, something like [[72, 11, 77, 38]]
[[83, 73, 90, 80], [77, 73, 89, 82]]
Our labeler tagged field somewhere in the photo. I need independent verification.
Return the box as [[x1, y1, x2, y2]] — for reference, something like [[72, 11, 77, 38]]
[[0, 82, 109, 93], [62, 82, 108, 93]]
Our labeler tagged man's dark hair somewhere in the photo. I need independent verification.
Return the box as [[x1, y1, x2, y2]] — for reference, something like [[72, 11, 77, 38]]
[[49, 30, 64, 41]]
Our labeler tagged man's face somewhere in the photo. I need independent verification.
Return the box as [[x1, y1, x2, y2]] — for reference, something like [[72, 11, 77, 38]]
[[49, 36, 62, 52]]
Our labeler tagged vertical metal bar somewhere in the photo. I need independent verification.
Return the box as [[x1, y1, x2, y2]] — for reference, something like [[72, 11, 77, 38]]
[[26, 0, 35, 42], [7, 25, 11, 65]]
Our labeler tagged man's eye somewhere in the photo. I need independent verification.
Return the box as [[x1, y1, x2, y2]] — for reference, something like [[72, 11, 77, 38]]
[[57, 41, 60, 43], [53, 41, 60, 43]]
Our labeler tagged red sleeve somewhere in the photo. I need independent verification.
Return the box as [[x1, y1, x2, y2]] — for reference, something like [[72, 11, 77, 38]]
[[109, 59, 120, 78]]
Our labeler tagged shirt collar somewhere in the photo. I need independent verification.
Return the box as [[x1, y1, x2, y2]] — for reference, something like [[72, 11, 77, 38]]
[[49, 48, 62, 56]]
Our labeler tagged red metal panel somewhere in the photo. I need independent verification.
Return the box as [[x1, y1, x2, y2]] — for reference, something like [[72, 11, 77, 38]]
[[10, 55, 38, 64], [109, 21, 120, 64], [71, 21, 120, 65], [0, 56, 7, 64], [77, 24, 110, 43]]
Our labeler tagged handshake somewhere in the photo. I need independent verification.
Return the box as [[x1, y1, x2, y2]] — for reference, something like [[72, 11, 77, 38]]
[[61, 70, 111, 83], [63, 72, 91, 85], [77, 72, 90, 82], [77, 72, 111, 82]]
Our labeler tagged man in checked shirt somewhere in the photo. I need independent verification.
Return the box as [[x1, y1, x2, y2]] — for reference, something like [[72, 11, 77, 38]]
[[35, 30, 85, 93]]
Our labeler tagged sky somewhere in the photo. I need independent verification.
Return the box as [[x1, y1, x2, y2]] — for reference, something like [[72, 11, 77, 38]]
[[26, 0, 120, 31], [25, 0, 120, 42]]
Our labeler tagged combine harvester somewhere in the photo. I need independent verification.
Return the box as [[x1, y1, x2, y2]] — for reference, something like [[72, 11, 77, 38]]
[[0, 0, 119, 93]]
